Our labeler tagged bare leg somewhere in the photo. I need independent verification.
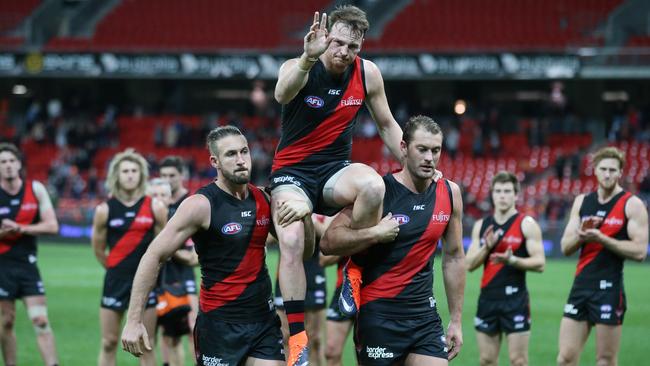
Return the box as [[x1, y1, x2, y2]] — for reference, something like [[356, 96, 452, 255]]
[[595, 324, 622, 366], [23, 295, 58, 366], [0, 300, 16, 365], [276, 308, 289, 355], [557, 317, 590, 366], [325, 319, 353, 366], [328, 164, 384, 230], [476, 331, 501, 366], [506, 331, 530, 366], [305, 309, 326, 366], [187, 293, 198, 359], [98, 308, 123, 366], [405, 353, 448, 366]]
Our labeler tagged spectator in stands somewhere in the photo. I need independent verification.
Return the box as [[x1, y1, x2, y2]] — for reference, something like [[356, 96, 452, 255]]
[[445, 125, 460, 159]]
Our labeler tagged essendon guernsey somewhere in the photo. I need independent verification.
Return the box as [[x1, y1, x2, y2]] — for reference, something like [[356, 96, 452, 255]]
[[479, 213, 528, 295], [0, 180, 40, 262], [355, 175, 453, 318], [272, 56, 367, 171], [105, 195, 155, 276], [192, 183, 274, 322], [575, 190, 631, 288]]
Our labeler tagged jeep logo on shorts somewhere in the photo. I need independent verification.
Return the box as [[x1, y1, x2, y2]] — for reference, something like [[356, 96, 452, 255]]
[[304, 95, 324, 108], [221, 222, 243, 235]]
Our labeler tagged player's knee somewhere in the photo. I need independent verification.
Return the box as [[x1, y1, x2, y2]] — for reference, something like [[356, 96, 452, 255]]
[[356, 176, 385, 204], [101, 335, 119, 353], [1, 313, 14, 331], [596, 353, 616, 366], [325, 341, 343, 361], [27, 306, 52, 335], [479, 356, 498, 366], [279, 230, 304, 259], [510, 355, 528, 366], [557, 351, 576, 366]]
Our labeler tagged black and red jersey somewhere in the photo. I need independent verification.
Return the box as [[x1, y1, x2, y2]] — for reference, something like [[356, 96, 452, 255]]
[[163, 193, 194, 283], [479, 213, 529, 297], [272, 56, 367, 171], [192, 183, 274, 322], [0, 180, 41, 263], [105, 195, 155, 277], [355, 174, 453, 318], [574, 190, 632, 289]]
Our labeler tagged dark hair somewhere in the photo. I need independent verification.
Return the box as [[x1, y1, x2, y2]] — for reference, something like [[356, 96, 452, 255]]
[[402, 115, 443, 145], [328, 5, 370, 38], [159, 155, 185, 173], [593, 146, 625, 170], [490, 171, 520, 194], [0, 142, 22, 161], [206, 125, 244, 155]]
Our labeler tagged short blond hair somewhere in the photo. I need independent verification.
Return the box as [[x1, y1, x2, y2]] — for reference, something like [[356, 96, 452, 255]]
[[105, 148, 149, 200], [593, 146, 626, 170]]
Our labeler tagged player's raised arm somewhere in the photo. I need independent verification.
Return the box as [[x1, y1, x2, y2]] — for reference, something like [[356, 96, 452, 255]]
[[275, 12, 330, 104], [121, 194, 210, 357], [364, 60, 403, 160]]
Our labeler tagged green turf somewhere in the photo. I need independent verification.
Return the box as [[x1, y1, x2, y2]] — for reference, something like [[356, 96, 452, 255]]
[[9, 243, 649, 365]]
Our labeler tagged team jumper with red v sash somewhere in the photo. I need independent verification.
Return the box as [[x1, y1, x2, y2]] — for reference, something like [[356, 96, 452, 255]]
[[563, 190, 632, 325], [101, 195, 157, 311], [352, 174, 453, 364], [269, 57, 367, 215], [0, 180, 45, 299], [191, 183, 284, 365], [475, 213, 532, 334]]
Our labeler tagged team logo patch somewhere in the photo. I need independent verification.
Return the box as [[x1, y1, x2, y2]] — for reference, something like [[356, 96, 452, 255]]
[[392, 214, 410, 225], [304, 95, 324, 108], [221, 222, 243, 235]]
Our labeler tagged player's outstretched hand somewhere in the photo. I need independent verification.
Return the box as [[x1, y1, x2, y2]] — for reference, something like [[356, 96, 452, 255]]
[[446, 320, 463, 360], [121, 321, 152, 358], [304, 12, 331, 60], [277, 199, 312, 227], [375, 212, 400, 243]]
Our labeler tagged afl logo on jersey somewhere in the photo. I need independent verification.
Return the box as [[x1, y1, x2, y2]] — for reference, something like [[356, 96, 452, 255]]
[[392, 214, 410, 225], [221, 222, 243, 235], [304, 96, 324, 108]]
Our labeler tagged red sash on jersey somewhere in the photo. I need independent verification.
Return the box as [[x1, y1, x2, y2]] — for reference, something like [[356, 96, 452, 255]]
[[0, 180, 39, 255], [361, 180, 452, 305], [272, 57, 366, 171], [200, 185, 271, 313], [576, 192, 631, 276], [106, 196, 154, 268], [480, 214, 525, 288]]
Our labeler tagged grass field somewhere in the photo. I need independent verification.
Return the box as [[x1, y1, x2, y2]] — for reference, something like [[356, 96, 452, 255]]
[[8, 243, 650, 365]]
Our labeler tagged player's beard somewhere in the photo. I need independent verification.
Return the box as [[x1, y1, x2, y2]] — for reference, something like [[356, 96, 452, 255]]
[[223, 168, 250, 185]]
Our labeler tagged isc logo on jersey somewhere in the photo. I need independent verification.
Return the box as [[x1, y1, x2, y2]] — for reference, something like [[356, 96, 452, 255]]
[[304, 95, 324, 108], [221, 222, 243, 235], [392, 214, 410, 225]]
